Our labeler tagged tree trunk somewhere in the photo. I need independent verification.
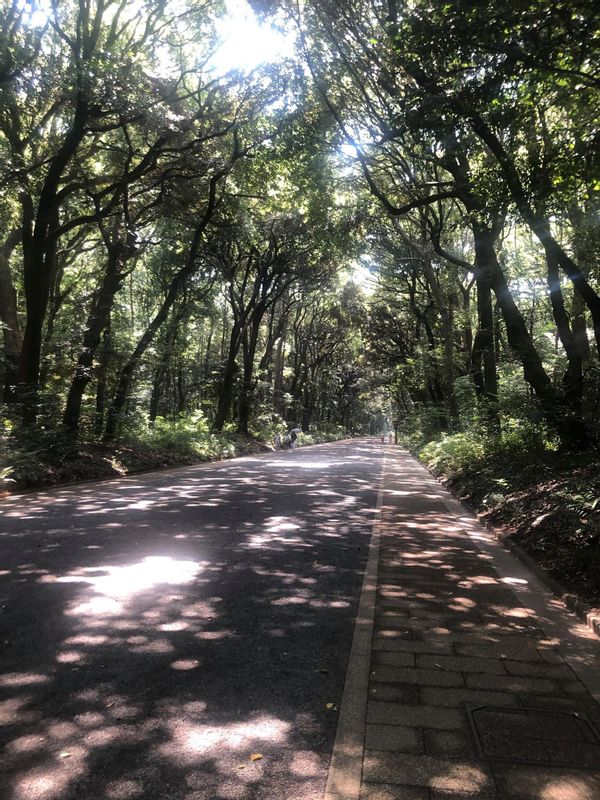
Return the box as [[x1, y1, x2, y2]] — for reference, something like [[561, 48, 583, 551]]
[[19, 206, 59, 424], [0, 229, 22, 403], [203, 315, 215, 379], [212, 323, 241, 432], [18, 97, 89, 425], [273, 320, 287, 417], [177, 365, 186, 414], [149, 365, 166, 424], [572, 287, 591, 363], [541, 225, 583, 405], [465, 111, 600, 355], [418, 253, 458, 423], [94, 321, 111, 438], [474, 276, 498, 404], [473, 222, 587, 447], [568, 205, 593, 363], [149, 310, 181, 424], [103, 173, 222, 440], [237, 316, 261, 435], [63, 249, 124, 434]]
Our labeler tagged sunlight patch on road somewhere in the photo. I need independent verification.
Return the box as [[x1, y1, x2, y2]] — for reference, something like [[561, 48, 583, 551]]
[[265, 460, 339, 469], [158, 714, 290, 762], [58, 556, 201, 616], [0, 672, 49, 688]]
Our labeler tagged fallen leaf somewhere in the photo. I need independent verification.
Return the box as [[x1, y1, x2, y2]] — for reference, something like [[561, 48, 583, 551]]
[[59, 752, 71, 759], [250, 753, 263, 761]]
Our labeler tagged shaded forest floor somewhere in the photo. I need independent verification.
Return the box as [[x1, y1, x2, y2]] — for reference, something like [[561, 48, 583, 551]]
[[438, 449, 600, 611], [0, 432, 272, 494]]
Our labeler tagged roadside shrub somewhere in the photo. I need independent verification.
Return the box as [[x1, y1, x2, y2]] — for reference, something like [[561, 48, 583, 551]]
[[420, 431, 486, 475], [250, 412, 287, 443], [136, 413, 238, 460]]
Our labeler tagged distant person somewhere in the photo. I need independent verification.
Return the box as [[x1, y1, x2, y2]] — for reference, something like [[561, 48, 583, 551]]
[[388, 432, 393, 444], [290, 428, 299, 450], [274, 433, 281, 451], [380, 432, 385, 444]]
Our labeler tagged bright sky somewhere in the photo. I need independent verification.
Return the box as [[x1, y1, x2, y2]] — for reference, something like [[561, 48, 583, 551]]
[[341, 259, 376, 295], [210, 0, 295, 74], [24, 0, 294, 76]]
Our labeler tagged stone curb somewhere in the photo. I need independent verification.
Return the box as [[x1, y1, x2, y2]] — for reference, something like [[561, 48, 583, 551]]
[[324, 450, 386, 800], [421, 461, 600, 640]]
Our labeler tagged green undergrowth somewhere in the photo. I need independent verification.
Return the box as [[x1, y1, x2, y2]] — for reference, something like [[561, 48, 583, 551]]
[[405, 427, 600, 609], [0, 414, 348, 492]]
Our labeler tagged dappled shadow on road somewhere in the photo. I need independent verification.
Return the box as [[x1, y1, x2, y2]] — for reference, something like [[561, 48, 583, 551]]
[[363, 454, 600, 800], [0, 441, 383, 800]]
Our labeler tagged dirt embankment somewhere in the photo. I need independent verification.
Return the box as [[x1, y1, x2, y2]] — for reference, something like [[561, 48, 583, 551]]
[[1, 434, 271, 494], [446, 451, 600, 610]]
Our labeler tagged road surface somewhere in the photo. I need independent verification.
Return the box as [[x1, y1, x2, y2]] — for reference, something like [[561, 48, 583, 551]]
[[0, 440, 384, 800]]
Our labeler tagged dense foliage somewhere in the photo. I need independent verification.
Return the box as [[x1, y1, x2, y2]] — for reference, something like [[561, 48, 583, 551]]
[[1, 1, 599, 484]]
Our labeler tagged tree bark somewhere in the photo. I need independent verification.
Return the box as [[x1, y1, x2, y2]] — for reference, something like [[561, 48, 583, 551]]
[[237, 314, 262, 435], [464, 112, 600, 355], [541, 225, 583, 405], [0, 229, 22, 403], [472, 222, 587, 446], [103, 173, 222, 441], [94, 321, 111, 438], [212, 322, 242, 432], [63, 249, 125, 434], [18, 94, 89, 424]]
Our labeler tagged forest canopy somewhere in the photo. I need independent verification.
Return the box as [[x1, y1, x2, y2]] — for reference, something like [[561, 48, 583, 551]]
[[1, 0, 599, 470]]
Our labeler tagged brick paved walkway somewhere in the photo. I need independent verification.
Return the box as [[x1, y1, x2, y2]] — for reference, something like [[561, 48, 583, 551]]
[[328, 447, 600, 800]]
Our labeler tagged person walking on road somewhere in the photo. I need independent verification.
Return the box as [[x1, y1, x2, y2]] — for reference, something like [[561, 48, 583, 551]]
[[290, 426, 301, 450]]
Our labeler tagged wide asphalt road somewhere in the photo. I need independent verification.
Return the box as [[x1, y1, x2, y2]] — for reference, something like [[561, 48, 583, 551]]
[[0, 439, 384, 800]]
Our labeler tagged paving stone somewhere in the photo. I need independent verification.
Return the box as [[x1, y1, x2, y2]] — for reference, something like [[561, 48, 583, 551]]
[[537, 648, 567, 665], [520, 694, 600, 716], [408, 600, 453, 612], [374, 617, 429, 633], [377, 607, 412, 620], [492, 764, 600, 800], [421, 631, 541, 646], [365, 724, 424, 754], [416, 654, 507, 675], [370, 682, 420, 704], [423, 729, 477, 758], [454, 642, 542, 662], [363, 752, 493, 793], [367, 702, 465, 730], [375, 617, 418, 633], [354, 451, 600, 800], [371, 666, 464, 687], [360, 784, 428, 800], [372, 638, 454, 655], [420, 686, 519, 708], [409, 610, 486, 624], [503, 660, 575, 680], [561, 681, 593, 697], [465, 673, 558, 695], [374, 651, 416, 668], [429, 789, 499, 799]]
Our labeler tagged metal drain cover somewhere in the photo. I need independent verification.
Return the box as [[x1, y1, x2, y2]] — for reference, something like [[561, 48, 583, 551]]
[[466, 705, 600, 768]]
